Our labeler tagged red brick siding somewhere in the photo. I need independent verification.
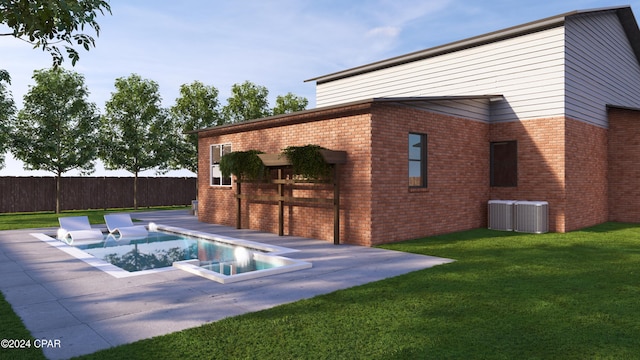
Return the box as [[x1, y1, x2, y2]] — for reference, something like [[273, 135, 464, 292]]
[[489, 118, 566, 232], [369, 104, 490, 245], [198, 104, 618, 245], [608, 107, 640, 223], [565, 118, 608, 230], [198, 111, 374, 245]]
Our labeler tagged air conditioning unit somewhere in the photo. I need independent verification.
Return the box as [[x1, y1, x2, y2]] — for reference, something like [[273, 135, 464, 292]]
[[514, 201, 549, 234], [488, 200, 516, 231]]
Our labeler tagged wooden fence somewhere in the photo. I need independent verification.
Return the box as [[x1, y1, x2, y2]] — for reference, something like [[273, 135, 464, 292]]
[[0, 177, 197, 213]]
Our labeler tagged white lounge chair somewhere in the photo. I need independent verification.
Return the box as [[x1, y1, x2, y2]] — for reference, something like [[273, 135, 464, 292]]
[[57, 216, 104, 245], [104, 214, 148, 239]]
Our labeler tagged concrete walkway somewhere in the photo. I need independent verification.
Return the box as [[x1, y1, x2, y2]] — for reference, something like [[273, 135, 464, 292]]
[[0, 210, 453, 359]]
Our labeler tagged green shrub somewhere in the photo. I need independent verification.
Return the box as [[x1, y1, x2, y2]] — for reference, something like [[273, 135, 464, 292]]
[[219, 150, 266, 180], [282, 144, 331, 179]]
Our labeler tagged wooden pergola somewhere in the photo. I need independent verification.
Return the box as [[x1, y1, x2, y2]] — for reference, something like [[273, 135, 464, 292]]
[[234, 150, 346, 245]]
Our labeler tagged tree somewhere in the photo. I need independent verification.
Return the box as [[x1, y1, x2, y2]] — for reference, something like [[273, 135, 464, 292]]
[[10, 68, 100, 213], [273, 92, 309, 115], [0, 0, 112, 67], [0, 69, 9, 83], [169, 81, 223, 174], [100, 74, 175, 209], [222, 81, 271, 123], [0, 71, 16, 169]]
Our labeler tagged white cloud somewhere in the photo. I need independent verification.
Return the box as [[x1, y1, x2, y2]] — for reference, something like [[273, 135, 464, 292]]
[[367, 26, 401, 39]]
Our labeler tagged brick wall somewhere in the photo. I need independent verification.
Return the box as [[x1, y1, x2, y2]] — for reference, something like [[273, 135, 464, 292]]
[[198, 104, 374, 245], [489, 117, 567, 232], [608, 107, 640, 223], [565, 118, 608, 230], [199, 103, 496, 246], [369, 104, 489, 244], [198, 103, 619, 245]]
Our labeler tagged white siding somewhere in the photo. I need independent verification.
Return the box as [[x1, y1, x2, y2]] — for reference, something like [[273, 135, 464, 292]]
[[316, 27, 567, 122], [565, 12, 640, 128]]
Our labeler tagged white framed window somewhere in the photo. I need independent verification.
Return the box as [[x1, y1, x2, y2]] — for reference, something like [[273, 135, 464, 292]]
[[210, 143, 232, 186]]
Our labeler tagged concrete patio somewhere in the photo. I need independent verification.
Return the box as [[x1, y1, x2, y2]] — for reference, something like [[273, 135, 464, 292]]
[[0, 210, 453, 359]]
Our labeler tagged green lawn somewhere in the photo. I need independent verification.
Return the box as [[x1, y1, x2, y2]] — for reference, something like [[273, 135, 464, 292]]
[[0, 295, 46, 360], [2, 219, 640, 359], [0, 206, 188, 231]]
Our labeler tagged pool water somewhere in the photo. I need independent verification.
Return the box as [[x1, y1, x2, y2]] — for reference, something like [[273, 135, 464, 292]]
[[40, 224, 312, 283], [76, 231, 272, 274]]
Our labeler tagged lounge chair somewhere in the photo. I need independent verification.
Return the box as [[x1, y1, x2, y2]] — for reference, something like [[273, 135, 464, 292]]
[[104, 214, 148, 239], [57, 216, 104, 245]]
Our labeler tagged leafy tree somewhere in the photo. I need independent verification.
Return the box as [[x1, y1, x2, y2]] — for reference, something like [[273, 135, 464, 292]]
[[0, 0, 112, 67], [0, 69, 9, 83], [10, 68, 100, 213], [100, 74, 175, 209], [0, 71, 16, 169], [169, 81, 223, 174], [273, 92, 308, 115], [222, 80, 271, 123]]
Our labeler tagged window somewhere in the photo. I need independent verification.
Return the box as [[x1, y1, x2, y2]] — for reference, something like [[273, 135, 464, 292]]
[[211, 144, 232, 186], [490, 141, 517, 187], [409, 133, 427, 187]]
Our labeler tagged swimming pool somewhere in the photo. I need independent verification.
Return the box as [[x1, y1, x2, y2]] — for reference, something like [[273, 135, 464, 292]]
[[33, 224, 312, 284]]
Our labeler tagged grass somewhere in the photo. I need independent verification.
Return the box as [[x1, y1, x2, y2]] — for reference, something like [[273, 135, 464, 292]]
[[0, 206, 189, 231], [0, 295, 46, 360], [2, 219, 640, 359], [82, 223, 640, 359]]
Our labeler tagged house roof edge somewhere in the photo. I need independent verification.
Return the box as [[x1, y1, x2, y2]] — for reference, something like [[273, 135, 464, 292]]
[[193, 99, 376, 136], [607, 103, 640, 112], [193, 95, 503, 136]]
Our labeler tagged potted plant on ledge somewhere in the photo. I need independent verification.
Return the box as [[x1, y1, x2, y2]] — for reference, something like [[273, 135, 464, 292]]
[[219, 150, 266, 181], [257, 144, 346, 180]]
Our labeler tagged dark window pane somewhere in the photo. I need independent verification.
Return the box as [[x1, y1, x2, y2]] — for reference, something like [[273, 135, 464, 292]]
[[222, 144, 232, 157], [490, 141, 517, 187], [212, 145, 222, 163]]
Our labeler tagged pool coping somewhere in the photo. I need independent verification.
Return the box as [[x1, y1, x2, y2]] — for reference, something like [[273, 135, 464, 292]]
[[32, 224, 313, 283]]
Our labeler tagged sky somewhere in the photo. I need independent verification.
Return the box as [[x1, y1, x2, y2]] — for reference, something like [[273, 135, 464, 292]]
[[1, 0, 638, 177]]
